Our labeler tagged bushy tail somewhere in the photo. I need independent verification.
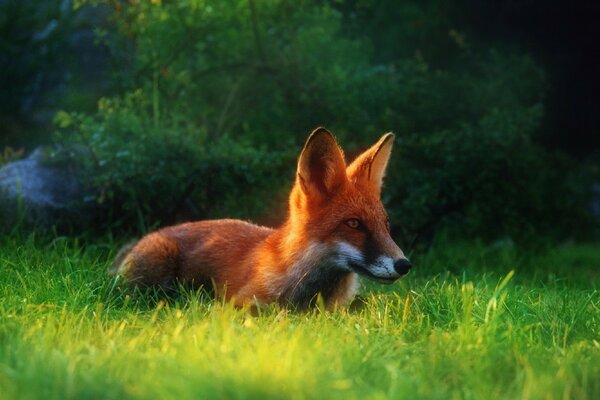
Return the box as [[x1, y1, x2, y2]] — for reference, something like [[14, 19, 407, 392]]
[[108, 234, 180, 287]]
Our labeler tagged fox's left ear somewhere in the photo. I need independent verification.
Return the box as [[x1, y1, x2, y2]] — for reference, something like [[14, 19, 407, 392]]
[[346, 133, 395, 195]]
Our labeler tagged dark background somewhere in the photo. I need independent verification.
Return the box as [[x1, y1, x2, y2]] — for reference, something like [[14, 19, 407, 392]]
[[340, 0, 600, 157], [458, 0, 600, 157]]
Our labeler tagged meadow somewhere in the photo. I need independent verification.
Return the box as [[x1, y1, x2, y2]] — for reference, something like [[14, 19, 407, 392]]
[[0, 235, 598, 400]]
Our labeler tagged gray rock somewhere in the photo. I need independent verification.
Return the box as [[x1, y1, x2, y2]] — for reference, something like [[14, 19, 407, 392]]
[[0, 147, 92, 231]]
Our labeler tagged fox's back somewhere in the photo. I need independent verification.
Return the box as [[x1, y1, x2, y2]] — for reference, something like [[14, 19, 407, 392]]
[[163, 219, 273, 281], [116, 219, 273, 293]]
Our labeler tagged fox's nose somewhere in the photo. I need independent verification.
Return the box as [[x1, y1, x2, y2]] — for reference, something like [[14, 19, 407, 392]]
[[393, 258, 412, 275]]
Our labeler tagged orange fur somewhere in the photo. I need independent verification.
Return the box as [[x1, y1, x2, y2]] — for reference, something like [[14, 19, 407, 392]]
[[111, 127, 410, 309]]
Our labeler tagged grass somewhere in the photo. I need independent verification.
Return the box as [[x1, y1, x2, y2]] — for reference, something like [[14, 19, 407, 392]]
[[0, 234, 598, 399]]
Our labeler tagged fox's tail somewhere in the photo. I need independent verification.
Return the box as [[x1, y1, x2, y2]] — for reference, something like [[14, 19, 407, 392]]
[[108, 233, 180, 287]]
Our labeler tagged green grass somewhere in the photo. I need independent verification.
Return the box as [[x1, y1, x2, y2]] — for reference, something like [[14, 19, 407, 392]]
[[0, 235, 598, 400]]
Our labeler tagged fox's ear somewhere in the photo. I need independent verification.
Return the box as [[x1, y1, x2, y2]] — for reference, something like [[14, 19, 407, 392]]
[[346, 132, 395, 195], [297, 127, 347, 200]]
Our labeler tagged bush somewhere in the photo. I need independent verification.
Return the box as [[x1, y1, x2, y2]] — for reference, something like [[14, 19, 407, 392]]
[[388, 108, 595, 244], [51, 0, 596, 242], [54, 90, 295, 232]]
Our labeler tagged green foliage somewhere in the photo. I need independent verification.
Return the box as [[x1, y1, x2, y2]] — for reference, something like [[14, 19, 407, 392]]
[[389, 107, 596, 243], [52, 0, 596, 241], [54, 90, 295, 231], [0, 236, 599, 399]]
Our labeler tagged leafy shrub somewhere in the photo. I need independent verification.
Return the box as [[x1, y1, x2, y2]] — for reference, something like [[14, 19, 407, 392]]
[[51, 0, 596, 242], [54, 90, 295, 232], [387, 108, 595, 244]]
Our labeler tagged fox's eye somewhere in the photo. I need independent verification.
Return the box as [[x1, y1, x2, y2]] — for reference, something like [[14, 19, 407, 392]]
[[345, 218, 362, 230]]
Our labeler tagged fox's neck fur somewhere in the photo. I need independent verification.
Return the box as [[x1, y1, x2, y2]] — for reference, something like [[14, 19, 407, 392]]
[[247, 212, 359, 309], [259, 228, 358, 309]]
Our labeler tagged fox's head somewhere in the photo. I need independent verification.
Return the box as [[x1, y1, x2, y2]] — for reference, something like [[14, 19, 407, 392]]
[[289, 127, 411, 283]]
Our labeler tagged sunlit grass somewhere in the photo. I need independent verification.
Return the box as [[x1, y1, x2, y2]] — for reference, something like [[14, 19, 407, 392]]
[[0, 235, 598, 399]]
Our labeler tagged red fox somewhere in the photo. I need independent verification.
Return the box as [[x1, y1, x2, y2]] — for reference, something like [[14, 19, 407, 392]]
[[110, 127, 411, 309]]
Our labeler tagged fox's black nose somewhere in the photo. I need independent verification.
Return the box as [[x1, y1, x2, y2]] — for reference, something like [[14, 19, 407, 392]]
[[393, 258, 412, 275]]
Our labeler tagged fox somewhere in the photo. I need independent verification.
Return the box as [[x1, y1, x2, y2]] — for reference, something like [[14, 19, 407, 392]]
[[110, 127, 411, 309]]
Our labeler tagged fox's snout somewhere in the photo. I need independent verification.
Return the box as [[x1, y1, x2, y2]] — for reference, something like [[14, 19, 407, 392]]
[[334, 240, 411, 283]]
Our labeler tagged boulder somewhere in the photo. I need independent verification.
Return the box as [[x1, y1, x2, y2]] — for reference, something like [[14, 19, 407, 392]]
[[0, 147, 92, 231]]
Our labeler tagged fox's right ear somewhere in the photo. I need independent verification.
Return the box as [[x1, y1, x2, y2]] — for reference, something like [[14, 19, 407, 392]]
[[296, 127, 347, 200], [346, 132, 395, 196]]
